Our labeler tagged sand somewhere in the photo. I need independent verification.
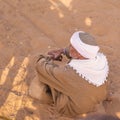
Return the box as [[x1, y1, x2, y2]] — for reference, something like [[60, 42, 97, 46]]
[[0, 0, 120, 120]]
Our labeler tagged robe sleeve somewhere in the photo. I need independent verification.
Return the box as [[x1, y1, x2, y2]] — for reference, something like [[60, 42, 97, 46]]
[[35, 57, 70, 96]]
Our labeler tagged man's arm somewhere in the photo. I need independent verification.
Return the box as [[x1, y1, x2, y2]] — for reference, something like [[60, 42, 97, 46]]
[[47, 47, 72, 61], [47, 48, 64, 61]]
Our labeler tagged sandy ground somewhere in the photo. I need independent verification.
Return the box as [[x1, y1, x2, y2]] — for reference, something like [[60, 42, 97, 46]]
[[0, 0, 120, 120]]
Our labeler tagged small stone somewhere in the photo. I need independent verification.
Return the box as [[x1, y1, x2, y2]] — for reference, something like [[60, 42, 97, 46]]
[[6, 35, 10, 39], [48, 46, 51, 49], [20, 42, 23, 45]]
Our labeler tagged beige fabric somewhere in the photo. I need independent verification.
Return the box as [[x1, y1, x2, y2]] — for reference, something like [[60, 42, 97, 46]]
[[29, 76, 53, 104], [29, 56, 108, 117]]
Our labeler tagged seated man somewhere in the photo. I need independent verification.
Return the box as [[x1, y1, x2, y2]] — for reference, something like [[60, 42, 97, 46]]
[[29, 31, 109, 118]]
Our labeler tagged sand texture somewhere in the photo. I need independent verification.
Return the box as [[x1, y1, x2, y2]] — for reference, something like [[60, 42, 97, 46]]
[[0, 0, 120, 119]]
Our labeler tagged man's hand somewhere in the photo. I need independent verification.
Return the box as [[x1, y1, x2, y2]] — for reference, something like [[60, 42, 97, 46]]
[[47, 49, 64, 61]]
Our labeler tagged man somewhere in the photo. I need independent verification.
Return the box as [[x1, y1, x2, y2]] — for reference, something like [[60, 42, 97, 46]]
[[29, 31, 109, 118]]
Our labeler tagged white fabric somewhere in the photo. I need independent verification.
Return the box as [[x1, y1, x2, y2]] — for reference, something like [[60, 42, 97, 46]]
[[68, 53, 109, 87], [70, 31, 100, 59]]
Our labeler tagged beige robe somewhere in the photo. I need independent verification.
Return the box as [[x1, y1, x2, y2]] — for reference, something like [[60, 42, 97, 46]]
[[29, 56, 108, 117]]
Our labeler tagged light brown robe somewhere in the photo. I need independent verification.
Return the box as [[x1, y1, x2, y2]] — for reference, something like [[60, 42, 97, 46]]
[[29, 56, 108, 117]]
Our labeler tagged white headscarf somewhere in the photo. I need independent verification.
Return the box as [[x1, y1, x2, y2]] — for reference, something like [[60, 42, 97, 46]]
[[68, 53, 109, 87], [69, 31, 109, 87], [70, 31, 100, 59]]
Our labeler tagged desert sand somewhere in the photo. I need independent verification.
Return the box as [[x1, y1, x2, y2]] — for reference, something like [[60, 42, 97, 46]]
[[0, 0, 120, 120]]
